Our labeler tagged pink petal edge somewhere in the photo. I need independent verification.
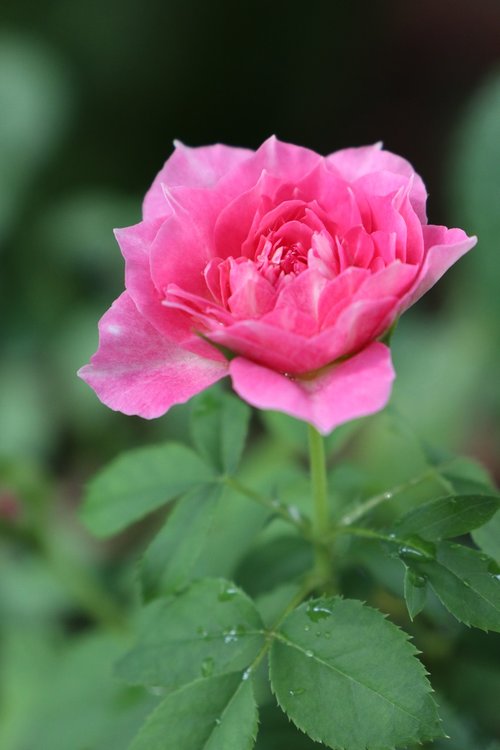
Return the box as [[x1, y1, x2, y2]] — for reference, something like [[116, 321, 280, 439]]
[[229, 342, 395, 435], [78, 292, 227, 418]]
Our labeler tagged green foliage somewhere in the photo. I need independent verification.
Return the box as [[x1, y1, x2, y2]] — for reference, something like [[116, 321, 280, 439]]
[[141, 483, 225, 599], [394, 494, 500, 541], [116, 578, 265, 690], [128, 672, 258, 750], [402, 542, 500, 632], [404, 567, 427, 620], [269, 597, 442, 750], [473, 511, 500, 564], [190, 390, 251, 474], [81, 442, 215, 536]]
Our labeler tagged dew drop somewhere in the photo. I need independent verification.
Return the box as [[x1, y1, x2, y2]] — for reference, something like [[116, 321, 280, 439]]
[[289, 688, 305, 696], [218, 585, 238, 602], [408, 569, 427, 588], [306, 601, 332, 622], [398, 535, 436, 563], [148, 685, 167, 697], [242, 668, 252, 681], [201, 657, 214, 678], [287, 505, 302, 523], [324, 631, 331, 639], [196, 626, 209, 639], [305, 649, 314, 658], [487, 559, 500, 574], [223, 627, 239, 644], [215, 718, 221, 726]]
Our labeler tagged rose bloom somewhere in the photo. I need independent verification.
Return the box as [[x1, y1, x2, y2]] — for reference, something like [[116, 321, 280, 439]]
[[79, 137, 476, 434]]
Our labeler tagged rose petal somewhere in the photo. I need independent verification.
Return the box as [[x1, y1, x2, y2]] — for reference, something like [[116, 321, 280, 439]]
[[216, 135, 322, 198], [78, 292, 227, 418], [143, 141, 252, 221], [229, 342, 395, 434], [326, 143, 428, 222], [399, 226, 477, 313]]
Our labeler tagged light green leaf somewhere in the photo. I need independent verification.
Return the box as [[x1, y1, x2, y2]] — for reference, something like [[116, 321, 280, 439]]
[[141, 483, 223, 600], [129, 672, 258, 750], [116, 578, 265, 690], [472, 510, 500, 564], [406, 541, 500, 632], [269, 597, 442, 750], [81, 442, 215, 536], [190, 390, 251, 474], [394, 494, 500, 541], [404, 567, 427, 620]]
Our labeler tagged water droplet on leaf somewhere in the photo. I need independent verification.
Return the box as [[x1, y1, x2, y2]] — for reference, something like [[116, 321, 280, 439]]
[[201, 657, 214, 677], [218, 585, 238, 602], [398, 535, 436, 563], [306, 601, 332, 622], [289, 688, 305, 696], [408, 569, 427, 588], [223, 627, 239, 644]]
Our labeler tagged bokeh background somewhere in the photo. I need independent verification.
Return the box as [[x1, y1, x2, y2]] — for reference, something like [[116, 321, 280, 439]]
[[1, 1, 500, 748]]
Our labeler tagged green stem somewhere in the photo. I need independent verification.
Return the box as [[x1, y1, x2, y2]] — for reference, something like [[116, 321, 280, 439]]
[[307, 425, 331, 586]]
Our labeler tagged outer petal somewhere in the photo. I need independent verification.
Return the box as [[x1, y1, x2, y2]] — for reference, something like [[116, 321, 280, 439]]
[[326, 143, 428, 222], [78, 292, 227, 418], [398, 226, 477, 313], [229, 342, 395, 435], [143, 142, 252, 221], [216, 135, 322, 199]]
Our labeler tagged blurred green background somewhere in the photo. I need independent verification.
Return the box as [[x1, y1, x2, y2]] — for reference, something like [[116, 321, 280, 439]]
[[1, 1, 500, 748]]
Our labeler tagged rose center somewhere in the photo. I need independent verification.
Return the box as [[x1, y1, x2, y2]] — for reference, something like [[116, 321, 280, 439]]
[[255, 236, 309, 282]]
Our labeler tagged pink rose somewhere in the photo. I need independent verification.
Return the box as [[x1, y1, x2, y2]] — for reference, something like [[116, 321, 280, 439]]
[[79, 137, 476, 434]]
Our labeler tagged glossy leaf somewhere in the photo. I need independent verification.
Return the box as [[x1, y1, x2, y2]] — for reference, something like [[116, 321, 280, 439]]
[[141, 483, 224, 600], [406, 542, 500, 632], [129, 672, 258, 750], [472, 510, 500, 564], [190, 390, 251, 474], [394, 494, 500, 541], [269, 597, 442, 750], [81, 442, 215, 536], [404, 567, 427, 620], [116, 578, 264, 690]]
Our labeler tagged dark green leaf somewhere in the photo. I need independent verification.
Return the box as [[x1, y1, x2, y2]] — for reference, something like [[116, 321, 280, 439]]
[[185, 485, 271, 581], [236, 536, 313, 598], [190, 390, 251, 474], [141, 483, 224, 600], [116, 578, 264, 690], [406, 542, 500, 632], [404, 567, 427, 620], [81, 442, 215, 536], [394, 494, 500, 541], [269, 597, 442, 750], [472, 510, 500, 564], [129, 672, 258, 750]]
